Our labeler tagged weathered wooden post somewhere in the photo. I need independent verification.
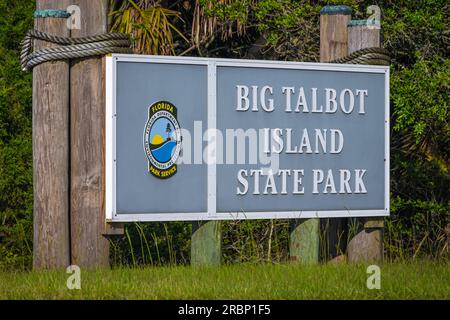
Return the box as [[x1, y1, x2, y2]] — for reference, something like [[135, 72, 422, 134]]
[[320, 5, 352, 63], [191, 221, 221, 266], [289, 219, 319, 264], [347, 19, 384, 263], [319, 5, 352, 262], [289, 5, 352, 264], [33, 0, 71, 270], [70, 0, 110, 267]]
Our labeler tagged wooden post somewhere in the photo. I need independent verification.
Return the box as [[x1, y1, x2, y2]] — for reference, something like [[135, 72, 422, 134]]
[[347, 19, 384, 263], [319, 5, 352, 262], [33, 0, 71, 270], [191, 221, 221, 266], [289, 219, 319, 264], [320, 5, 352, 62], [70, 0, 110, 267], [347, 20, 381, 54]]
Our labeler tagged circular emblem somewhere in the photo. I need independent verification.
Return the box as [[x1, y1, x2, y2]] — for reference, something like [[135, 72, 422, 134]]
[[144, 101, 181, 179]]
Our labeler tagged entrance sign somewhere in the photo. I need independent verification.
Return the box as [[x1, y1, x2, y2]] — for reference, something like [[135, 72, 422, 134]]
[[105, 54, 389, 222]]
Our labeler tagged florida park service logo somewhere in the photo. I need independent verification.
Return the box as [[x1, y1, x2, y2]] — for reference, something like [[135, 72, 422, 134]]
[[144, 101, 181, 179]]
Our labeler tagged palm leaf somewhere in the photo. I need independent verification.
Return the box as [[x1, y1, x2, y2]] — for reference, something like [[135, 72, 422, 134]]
[[109, 0, 187, 55]]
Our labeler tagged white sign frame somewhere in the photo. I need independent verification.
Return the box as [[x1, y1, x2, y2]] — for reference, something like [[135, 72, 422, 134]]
[[105, 54, 390, 222]]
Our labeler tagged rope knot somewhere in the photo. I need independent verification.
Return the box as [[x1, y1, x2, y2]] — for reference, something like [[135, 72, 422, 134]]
[[20, 29, 133, 71]]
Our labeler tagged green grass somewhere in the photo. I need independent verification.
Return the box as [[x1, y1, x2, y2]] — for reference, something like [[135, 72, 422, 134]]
[[0, 261, 448, 299]]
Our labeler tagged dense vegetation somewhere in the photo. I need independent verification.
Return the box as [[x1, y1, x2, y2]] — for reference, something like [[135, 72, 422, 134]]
[[0, 0, 448, 270]]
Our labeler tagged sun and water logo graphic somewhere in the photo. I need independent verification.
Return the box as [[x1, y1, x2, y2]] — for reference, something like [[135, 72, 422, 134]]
[[144, 101, 181, 179], [150, 119, 177, 163]]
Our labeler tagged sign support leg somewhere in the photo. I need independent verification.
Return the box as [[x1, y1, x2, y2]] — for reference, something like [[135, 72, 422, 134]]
[[191, 61, 221, 267], [191, 221, 221, 266], [290, 219, 319, 264], [348, 218, 384, 262]]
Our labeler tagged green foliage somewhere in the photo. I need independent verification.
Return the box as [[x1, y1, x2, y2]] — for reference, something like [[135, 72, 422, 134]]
[[222, 220, 289, 263], [382, 0, 449, 68], [387, 198, 449, 261], [110, 222, 191, 266], [0, 0, 34, 270], [254, 0, 320, 60], [391, 58, 449, 156], [199, 0, 250, 23], [110, 0, 188, 55]]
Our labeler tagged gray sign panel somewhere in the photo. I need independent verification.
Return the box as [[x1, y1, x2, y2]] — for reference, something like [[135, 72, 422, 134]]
[[105, 55, 389, 222]]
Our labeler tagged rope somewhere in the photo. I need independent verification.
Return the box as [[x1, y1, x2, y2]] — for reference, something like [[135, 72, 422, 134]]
[[21, 29, 389, 70], [20, 29, 133, 71], [330, 47, 390, 65]]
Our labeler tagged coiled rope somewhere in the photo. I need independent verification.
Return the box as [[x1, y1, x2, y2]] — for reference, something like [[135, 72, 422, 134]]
[[21, 29, 133, 71], [330, 47, 390, 65], [20, 29, 389, 71]]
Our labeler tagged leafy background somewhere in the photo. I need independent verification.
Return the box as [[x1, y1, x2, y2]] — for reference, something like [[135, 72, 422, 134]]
[[0, 0, 448, 270]]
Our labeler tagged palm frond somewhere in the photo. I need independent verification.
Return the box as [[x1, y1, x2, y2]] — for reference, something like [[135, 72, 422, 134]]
[[110, 0, 187, 55]]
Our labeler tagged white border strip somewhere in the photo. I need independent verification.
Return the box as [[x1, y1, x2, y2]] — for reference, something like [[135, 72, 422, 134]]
[[109, 210, 387, 223], [106, 54, 390, 222], [207, 61, 217, 218], [384, 67, 390, 213], [111, 54, 387, 74], [105, 56, 113, 220]]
